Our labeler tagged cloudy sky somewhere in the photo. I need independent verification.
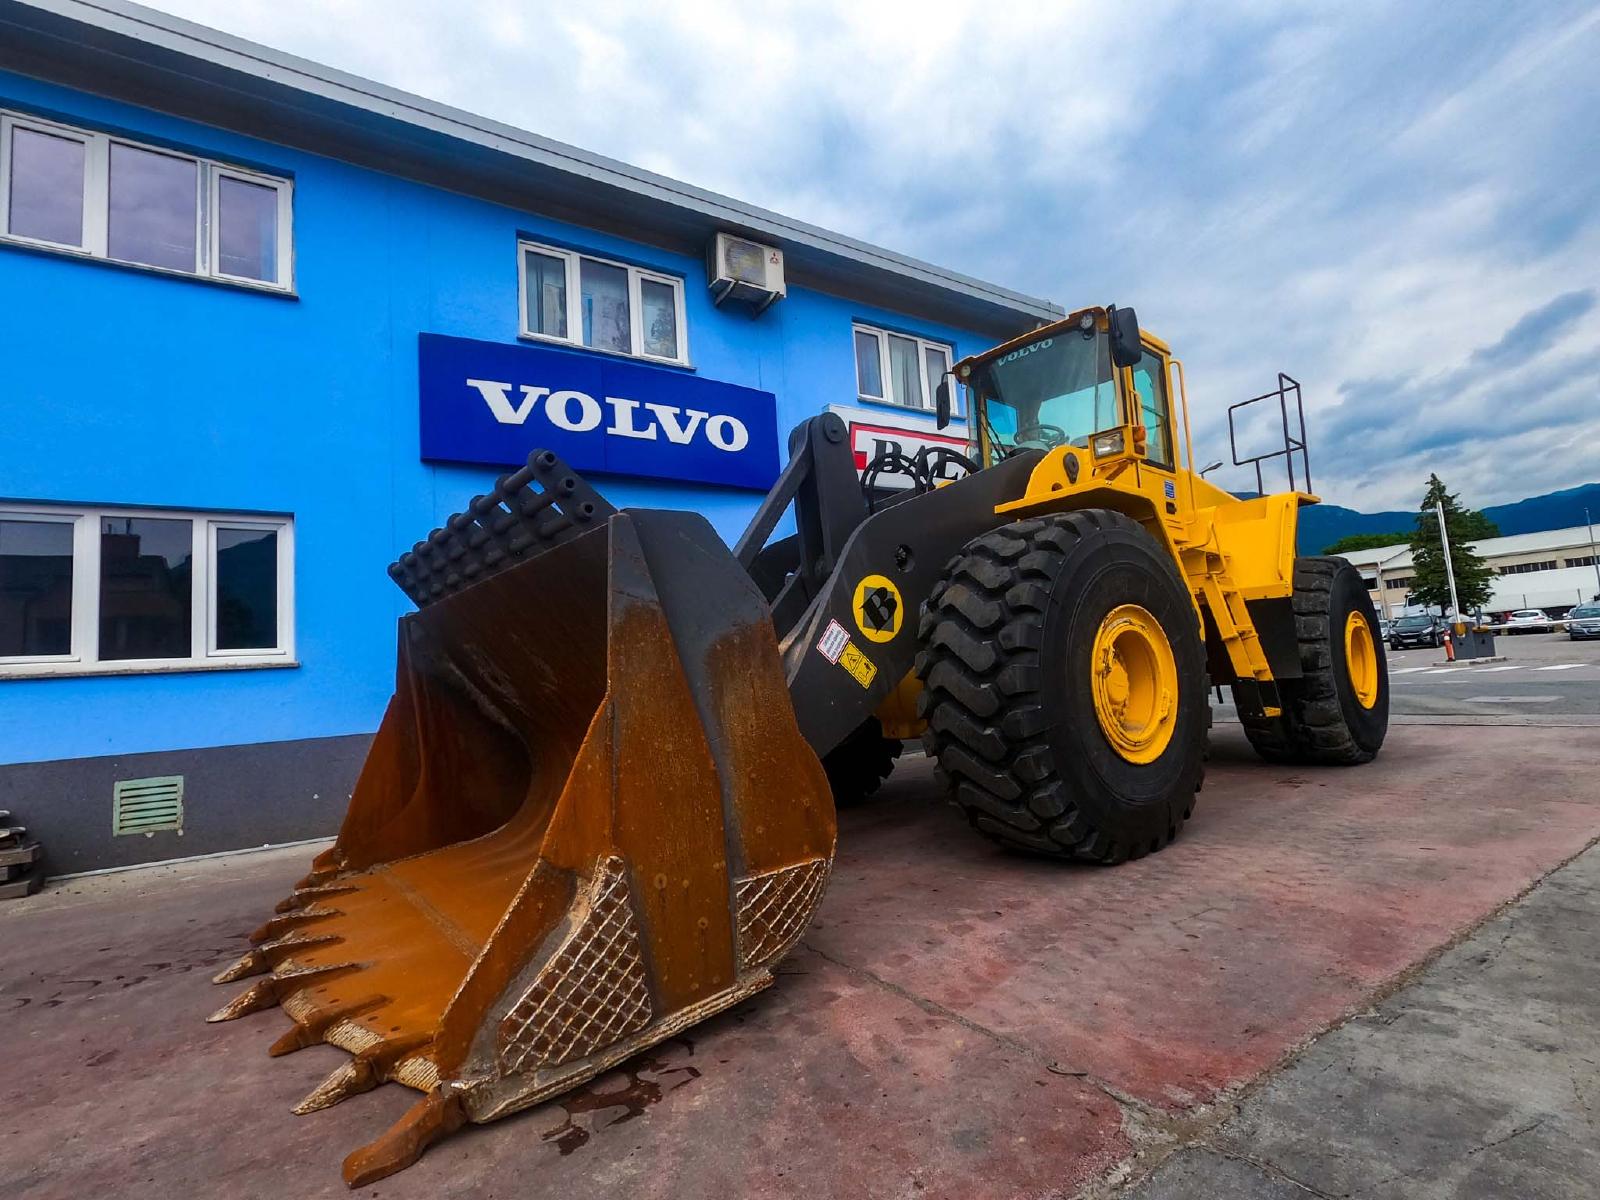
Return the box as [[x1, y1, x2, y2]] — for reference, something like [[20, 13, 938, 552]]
[[153, 0, 1600, 511]]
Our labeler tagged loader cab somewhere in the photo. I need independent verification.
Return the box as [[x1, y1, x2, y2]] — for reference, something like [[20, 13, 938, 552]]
[[957, 306, 1183, 481]]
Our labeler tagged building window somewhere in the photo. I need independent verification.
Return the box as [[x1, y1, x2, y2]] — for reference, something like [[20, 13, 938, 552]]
[[1497, 560, 1558, 576], [517, 240, 688, 365], [853, 323, 956, 414], [1386, 576, 1413, 590], [0, 505, 294, 678], [0, 108, 293, 290], [1565, 555, 1596, 568]]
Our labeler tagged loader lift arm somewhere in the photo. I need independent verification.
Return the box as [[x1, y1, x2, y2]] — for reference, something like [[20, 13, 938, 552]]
[[727, 411, 1046, 759]]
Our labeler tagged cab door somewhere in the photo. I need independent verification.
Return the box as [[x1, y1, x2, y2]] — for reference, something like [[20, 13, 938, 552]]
[[1127, 345, 1176, 472]]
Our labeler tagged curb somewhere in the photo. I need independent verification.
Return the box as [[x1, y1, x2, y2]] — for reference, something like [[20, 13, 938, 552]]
[[1425, 656, 1508, 668]]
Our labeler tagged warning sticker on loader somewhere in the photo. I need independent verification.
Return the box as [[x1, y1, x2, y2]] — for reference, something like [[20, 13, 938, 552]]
[[851, 574, 903, 643], [838, 642, 878, 688], [816, 619, 850, 664]]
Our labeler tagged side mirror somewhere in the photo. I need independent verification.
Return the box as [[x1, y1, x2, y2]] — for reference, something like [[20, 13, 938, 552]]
[[1108, 305, 1143, 369], [935, 376, 954, 430]]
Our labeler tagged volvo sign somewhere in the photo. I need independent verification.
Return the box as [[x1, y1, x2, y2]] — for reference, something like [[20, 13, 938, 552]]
[[418, 333, 781, 489]]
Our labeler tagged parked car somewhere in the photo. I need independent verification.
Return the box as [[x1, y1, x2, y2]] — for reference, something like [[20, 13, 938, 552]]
[[1566, 602, 1600, 640], [1506, 608, 1552, 634], [1389, 613, 1446, 649]]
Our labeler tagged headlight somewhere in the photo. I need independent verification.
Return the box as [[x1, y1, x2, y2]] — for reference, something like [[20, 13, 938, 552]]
[[1092, 429, 1125, 457]]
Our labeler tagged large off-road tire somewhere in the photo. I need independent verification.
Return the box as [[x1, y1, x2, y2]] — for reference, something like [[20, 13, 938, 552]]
[[821, 716, 902, 806], [915, 510, 1210, 863], [1237, 556, 1389, 765]]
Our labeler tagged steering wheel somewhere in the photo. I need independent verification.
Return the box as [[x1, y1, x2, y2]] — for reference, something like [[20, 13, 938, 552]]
[[914, 445, 980, 482], [1012, 423, 1070, 449]]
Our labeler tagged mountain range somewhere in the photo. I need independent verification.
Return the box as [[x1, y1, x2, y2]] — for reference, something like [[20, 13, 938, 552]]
[[1295, 482, 1600, 554]]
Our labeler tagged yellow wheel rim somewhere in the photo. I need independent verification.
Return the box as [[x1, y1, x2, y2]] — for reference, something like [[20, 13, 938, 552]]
[[1090, 604, 1179, 764], [1344, 610, 1379, 709]]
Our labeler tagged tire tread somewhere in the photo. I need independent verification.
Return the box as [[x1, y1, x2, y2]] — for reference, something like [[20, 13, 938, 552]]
[[916, 511, 1207, 862], [1238, 556, 1380, 766]]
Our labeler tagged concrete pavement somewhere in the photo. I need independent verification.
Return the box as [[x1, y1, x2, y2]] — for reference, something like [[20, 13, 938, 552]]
[[1123, 843, 1600, 1199], [1209, 633, 1600, 725], [1383, 633, 1600, 718], [4, 723, 1598, 1199]]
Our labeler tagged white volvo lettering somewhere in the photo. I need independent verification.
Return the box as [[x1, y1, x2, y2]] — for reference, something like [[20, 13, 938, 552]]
[[468, 379, 549, 425], [644, 402, 707, 445], [545, 389, 603, 433], [604, 396, 658, 440], [705, 414, 750, 452], [469, 376, 752, 455]]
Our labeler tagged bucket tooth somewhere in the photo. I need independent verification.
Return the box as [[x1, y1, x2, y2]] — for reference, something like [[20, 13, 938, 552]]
[[260, 932, 343, 962], [212, 948, 268, 984], [293, 1034, 432, 1114], [218, 932, 345, 984], [297, 847, 346, 891], [208, 962, 361, 1023], [293, 1060, 369, 1115], [294, 865, 343, 891], [268, 995, 388, 1057], [249, 907, 341, 944], [207, 977, 279, 1023], [342, 1089, 467, 1189], [275, 885, 357, 914]]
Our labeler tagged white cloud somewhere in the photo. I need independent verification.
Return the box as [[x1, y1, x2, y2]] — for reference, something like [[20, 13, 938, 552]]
[[150, 0, 1600, 510]]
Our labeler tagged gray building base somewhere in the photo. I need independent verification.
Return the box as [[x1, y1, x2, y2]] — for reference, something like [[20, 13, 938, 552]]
[[0, 733, 374, 876]]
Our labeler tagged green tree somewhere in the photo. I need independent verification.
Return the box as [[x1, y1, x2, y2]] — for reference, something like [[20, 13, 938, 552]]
[[1408, 474, 1497, 614], [1323, 531, 1410, 555]]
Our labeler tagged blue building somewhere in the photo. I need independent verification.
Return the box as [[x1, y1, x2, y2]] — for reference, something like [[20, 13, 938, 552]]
[[0, 0, 1060, 875]]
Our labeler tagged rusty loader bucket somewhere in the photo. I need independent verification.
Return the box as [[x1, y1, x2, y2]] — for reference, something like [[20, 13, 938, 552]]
[[209, 452, 836, 1185]]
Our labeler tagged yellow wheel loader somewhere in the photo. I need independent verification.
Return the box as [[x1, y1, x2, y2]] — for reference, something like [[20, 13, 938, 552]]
[[211, 304, 1388, 1184]]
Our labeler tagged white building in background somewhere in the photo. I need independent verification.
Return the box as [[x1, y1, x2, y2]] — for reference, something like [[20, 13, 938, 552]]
[[1341, 524, 1600, 617]]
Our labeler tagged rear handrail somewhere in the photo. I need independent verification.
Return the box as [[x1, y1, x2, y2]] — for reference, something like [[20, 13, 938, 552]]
[[1227, 373, 1311, 496]]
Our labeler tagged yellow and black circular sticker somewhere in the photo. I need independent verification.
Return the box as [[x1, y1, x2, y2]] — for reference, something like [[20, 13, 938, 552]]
[[852, 574, 903, 643]]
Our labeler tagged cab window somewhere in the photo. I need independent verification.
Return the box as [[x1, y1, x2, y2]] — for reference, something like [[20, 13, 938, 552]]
[[1129, 349, 1174, 468]]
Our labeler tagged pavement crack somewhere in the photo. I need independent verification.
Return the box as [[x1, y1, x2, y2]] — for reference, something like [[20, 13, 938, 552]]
[[1558, 1007, 1597, 1131], [1464, 1117, 1544, 1157], [1199, 1147, 1341, 1199]]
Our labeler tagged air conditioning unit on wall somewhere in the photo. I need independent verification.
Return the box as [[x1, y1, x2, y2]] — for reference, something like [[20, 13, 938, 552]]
[[708, 232, 786, 314]]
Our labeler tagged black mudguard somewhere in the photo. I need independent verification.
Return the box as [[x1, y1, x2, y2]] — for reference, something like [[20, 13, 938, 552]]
[[781, 451, 1043, 758]]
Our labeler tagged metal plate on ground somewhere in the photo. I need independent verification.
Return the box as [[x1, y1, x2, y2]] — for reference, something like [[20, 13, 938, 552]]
[[0, 842, 42, 869], [0, 860, 43, 899]]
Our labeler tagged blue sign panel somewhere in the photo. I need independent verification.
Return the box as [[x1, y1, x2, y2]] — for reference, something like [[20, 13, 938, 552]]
[[418, 333, 781, 489]]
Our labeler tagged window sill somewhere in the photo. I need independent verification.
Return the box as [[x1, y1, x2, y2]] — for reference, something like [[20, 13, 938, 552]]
[[851, 395, 968, 425], [517, 333, 695, 372], [0, 658, 300, 682], [0, 236, 298, 299]]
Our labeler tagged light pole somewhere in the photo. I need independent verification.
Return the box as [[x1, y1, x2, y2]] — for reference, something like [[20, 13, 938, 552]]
[[1436, 499, 1462, 628], [1587, 507, 1600, 599]]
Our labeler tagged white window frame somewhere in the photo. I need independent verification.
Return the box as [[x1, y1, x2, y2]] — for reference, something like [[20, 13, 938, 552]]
[[517, 239, 689, 367], [0, 503, 295, 679], [852, 323, 956, 415], [0, 107, 294, 292], [208, 164, 295, 288], [107, 138, 204, 276]]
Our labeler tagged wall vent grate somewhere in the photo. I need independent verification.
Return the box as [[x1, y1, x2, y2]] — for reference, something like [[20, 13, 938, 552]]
[[112, 776, 184, 836]]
